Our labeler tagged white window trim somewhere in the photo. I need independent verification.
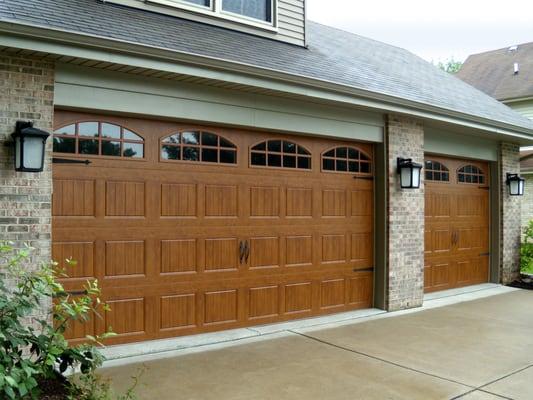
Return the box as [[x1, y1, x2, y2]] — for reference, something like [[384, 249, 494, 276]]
[[148, 0, 278, 32]]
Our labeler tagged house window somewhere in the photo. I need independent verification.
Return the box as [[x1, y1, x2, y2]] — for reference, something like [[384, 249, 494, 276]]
[[458, 165, 485, 184], [322, 146, 371, 174], [425, 160, 449, 182], [53, 122, 144, 158], [161, 131, 237, 164], [222, 0, 272, 22], [250, 140, 311, 169]]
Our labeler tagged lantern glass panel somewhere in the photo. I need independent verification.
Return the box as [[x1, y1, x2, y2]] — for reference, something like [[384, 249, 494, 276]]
[[23, 136, 45, 170], [401, 167, 412, 188], [412, 166, 421, 188]]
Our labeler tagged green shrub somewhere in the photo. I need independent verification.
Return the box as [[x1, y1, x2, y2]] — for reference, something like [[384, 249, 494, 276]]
[[521, 221, 533, 275], [0, 243, 139, 399]]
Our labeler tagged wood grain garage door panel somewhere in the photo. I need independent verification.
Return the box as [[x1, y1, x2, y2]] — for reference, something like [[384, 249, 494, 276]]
[[53, 111, 374, 345], [424, 155, 490, 293]]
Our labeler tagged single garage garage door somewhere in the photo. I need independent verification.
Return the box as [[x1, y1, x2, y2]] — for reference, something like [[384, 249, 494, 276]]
[[424, 155, 490, 293], [52, 111, 374, 345]]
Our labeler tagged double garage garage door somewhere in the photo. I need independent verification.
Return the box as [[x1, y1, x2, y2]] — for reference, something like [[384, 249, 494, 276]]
[[52, 111, 374, 345]]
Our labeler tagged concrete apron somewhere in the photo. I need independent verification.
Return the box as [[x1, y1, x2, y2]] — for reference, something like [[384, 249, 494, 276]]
[[101, 283, 509, 366]]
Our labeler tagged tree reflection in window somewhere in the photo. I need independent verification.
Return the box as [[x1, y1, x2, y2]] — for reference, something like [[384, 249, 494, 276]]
[[53, 122, 144, 158], [161, 131, 237, 164]]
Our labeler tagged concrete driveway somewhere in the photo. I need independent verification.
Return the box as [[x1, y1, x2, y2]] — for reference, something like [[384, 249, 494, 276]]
[[102, 288, 533, 399]]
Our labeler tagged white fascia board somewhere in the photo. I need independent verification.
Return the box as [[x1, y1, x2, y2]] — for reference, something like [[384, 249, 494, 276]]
[[1, 19, 533, 143]]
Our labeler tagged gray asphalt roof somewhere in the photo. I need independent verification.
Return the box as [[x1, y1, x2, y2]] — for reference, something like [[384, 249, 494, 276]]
[[1, 0, 533, 132], [456, 42, 533, 101]]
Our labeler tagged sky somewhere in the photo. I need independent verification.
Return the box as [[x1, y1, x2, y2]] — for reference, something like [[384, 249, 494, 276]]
[[306, 0, 533, 63]]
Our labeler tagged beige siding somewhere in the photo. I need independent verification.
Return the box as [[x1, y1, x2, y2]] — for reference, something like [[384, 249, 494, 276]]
[[106, 0, 306, 46], [507, 100, 533, 120], [278, 0, 305, 44]]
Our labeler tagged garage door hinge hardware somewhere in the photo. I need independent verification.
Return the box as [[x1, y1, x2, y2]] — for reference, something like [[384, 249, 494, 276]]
[[353, 176, 374, 180], [52, 157, 92, 165], [354, 267, 374, 273], [245, 240, 250, 263], [479, 252, 490, 256]]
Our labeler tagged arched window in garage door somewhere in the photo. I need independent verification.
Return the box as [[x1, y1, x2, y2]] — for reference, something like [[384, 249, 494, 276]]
[[425, 160, 450, 182], [457, 164, 485, 184], [53, 121, 144, 158], [321, 146, 372, 174], [161, 131, 237, 164]]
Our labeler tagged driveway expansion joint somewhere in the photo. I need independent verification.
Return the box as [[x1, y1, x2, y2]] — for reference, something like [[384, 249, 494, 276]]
[[451, 389, 514, 400], [467, 363, 533, 398], [289, 330, 475, 390]]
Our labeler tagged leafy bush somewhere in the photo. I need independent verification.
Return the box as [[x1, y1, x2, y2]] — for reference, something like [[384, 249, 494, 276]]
[[521, 221, 533, 275], [0, 243, 139, 399]]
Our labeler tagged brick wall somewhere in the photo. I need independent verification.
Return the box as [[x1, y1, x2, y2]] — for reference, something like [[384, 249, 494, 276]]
[[500, 142, 521, 283], [386, 114, 425, 311], [0, 51, 55, 321]]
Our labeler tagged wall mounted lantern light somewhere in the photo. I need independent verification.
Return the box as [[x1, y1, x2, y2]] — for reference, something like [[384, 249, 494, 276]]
[[506, 173, 525, 196], [9, 121, 50, 172], [397, 157, 423, 189]]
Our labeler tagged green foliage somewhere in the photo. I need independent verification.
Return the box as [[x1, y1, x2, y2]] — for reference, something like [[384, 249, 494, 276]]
[[0, 243, 138, 399], [69, 367, 145, 400], [521, 221, 533, 275], [435, 57, 463, 74]]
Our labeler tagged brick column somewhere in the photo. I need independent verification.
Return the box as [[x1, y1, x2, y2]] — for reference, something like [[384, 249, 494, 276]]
[[0, 51, 55, 320], [386, 114, 425, 311], [500, 142, 521, 283]]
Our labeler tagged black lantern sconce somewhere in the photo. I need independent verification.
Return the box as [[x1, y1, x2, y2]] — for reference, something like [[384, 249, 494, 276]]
[[8, 121, 50, 172], [506, 173, 525, 196], [397, 157, 423, 189]]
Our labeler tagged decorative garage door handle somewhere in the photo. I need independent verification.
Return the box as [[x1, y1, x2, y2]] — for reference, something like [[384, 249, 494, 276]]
[[238, 241, 250, 264], [244, 240, 250, 264], [239, 241, 245, 264], [452, 231, 458, 245]]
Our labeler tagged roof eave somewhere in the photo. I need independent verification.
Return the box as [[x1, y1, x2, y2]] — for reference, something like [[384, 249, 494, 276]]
[[2, 19, 533, 142], [502, 96, 533, 104]]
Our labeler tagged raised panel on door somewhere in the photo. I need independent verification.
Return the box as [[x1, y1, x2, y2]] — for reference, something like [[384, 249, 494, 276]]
[[160, 294, 197, 331], [53, 179, 95, 217], [161, 183, 197, 217], [248, 286, 279, 320], [249, 237, 280, 269], [161, 239, 197, 274]]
